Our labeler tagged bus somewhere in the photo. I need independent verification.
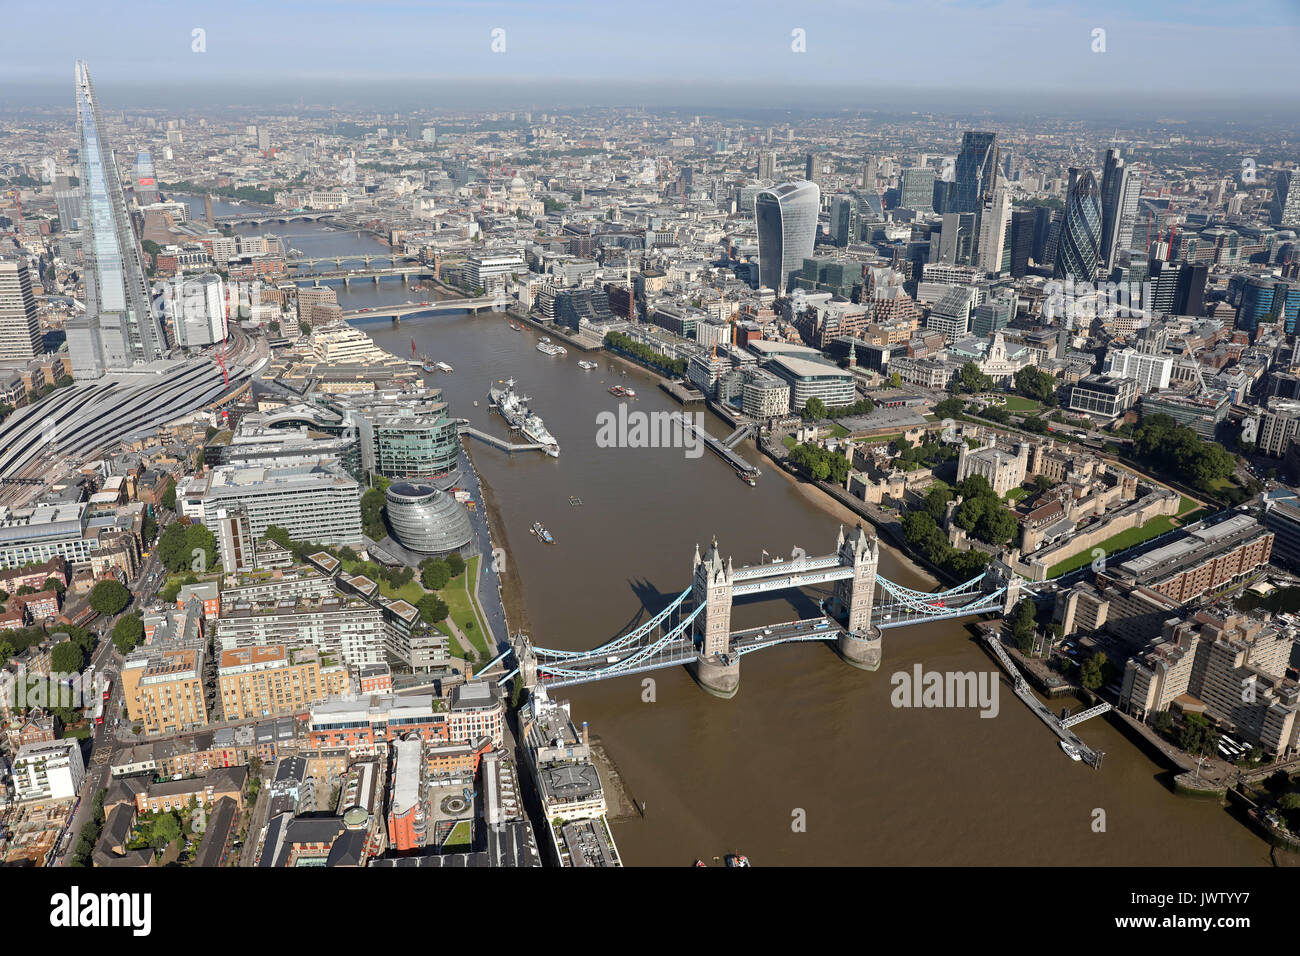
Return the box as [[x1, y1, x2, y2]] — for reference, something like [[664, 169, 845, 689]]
[[101, 678, 112, 704], [93, 699, 104, 727]]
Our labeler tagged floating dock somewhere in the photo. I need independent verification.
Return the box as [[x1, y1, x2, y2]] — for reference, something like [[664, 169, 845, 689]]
[[669, 411, 760, 479]]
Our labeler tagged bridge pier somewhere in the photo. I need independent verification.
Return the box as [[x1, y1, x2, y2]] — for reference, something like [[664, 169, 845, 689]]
[[689, 652, 740, 699], [836, 626, 883, 671]]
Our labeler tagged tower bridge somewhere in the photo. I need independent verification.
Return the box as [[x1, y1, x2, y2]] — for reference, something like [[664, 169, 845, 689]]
[[497, 525, 1021, 698]]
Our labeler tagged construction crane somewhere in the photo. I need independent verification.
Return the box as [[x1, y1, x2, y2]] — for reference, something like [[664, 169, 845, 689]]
[[1182, 335, 1207, 396]]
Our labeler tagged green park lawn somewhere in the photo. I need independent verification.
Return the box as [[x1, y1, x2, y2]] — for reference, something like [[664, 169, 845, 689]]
[[1000, 395, 1042, 413], [1046, 515, 1178, 578], [438, 558, 489, 656], [443, 820, 472, 850]]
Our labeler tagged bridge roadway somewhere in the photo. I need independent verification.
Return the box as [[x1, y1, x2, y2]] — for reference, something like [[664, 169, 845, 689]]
[[536, 593, 1000, 688], [669, 411, 760, 478], [343, 297, 503, 320]]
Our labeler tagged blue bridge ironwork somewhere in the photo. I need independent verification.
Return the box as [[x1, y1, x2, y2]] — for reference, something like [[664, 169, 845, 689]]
[[496, 525, 1026, 696]]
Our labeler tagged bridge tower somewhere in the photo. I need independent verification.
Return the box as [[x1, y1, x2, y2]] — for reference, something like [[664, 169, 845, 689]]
[[689, 538, 740, 698], [829, 524, 883, 670], [983, 554, 1023, 615]]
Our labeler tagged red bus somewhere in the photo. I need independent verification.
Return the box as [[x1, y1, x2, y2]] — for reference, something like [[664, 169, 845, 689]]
[[93, 699, 104, 727]]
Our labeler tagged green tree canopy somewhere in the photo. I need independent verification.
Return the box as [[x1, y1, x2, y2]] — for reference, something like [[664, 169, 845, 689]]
[[112, 614, 145, 655], [89, 580, 129, 616], [420, 559, 451, 591]]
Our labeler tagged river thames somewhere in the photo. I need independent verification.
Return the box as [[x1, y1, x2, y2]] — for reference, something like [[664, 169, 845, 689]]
[[198, 197, 1276, 865]]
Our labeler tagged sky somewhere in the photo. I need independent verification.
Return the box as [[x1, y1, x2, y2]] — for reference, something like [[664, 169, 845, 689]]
[[2, 0, 1299, 110]]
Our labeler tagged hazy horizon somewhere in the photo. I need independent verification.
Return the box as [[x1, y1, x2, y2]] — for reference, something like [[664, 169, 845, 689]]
[[1, 0, 1298, 118]]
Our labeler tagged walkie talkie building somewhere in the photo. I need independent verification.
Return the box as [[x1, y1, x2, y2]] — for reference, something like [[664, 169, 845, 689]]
[[755, 180, 820, 294]]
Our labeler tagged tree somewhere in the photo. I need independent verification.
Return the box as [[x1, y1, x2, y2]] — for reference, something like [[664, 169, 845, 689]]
[[161, 482, 177, 511], [1178, 712, 1219, 756], [51, 640, 84, 675], [360, 487, 387, 540], [446, 553, 465, 577], [1080, 651, 1107, 690], [802, 397, 828, 421], [417, 594, 449, 624], [933, 397, 965, 420], [184, 523, 217, 572], [888, 372, 902, 388], [922, 487, 952, 522], [112, 614, 145, 655], [89, 580, 129, 616], [1009, 598, 1037, 654], [262, 525, 293, 550], [420, 559, 451, 590], [152, 811, 181, 849], [957, 361, 991, 394], [43, 577, 66, 596], [0, 640, 13, 662], [1014, 365, 1057, 404], [157, 522, 192, 572]]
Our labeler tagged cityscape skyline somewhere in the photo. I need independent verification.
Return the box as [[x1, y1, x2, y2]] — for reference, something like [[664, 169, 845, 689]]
[[3, 0, 1300, 918]]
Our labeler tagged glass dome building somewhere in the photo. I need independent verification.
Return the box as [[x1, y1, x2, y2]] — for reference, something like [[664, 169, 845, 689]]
[[385, 481, 472, 554]]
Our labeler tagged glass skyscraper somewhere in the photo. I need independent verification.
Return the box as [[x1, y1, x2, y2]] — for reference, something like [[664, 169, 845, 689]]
[[952, 131, 999, 214], [1054, 168, 1102, 284], [756, 180, 820, 293], [68, 60, 168, 379]]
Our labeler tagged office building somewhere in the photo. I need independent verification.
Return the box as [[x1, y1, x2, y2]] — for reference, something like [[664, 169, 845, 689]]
[[334, 389, 461, 488], [976, 186, 1012, 273], [54, 182, 82, 232], [1256, 399, 1300, 457], [764, 353, 855, 411], [1103, 348, 1174, 392], [952, 132, 999, 215], [899, 167, 935, 213], [1236, 277, 1300, 337], [164, 273, 227, 349], [829, 194, 859, 247], [926, 285, 977, 342], [757, 151, 776, 180], [463, 252, 525, 293], [1115, 513, 1273, 605], [1054, 168, 1102, 284], [384, 481, 472, 555], [0, 257, 44, 360], [1065, 374, 1138, 418], [193, 462, 363, 547], [1098, 149, 1135, 270], [1273, 170, 1300, 228], [67, 61, 168, 379], [1008, 209, 1036, 278], [755, 180, 820, 293]]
